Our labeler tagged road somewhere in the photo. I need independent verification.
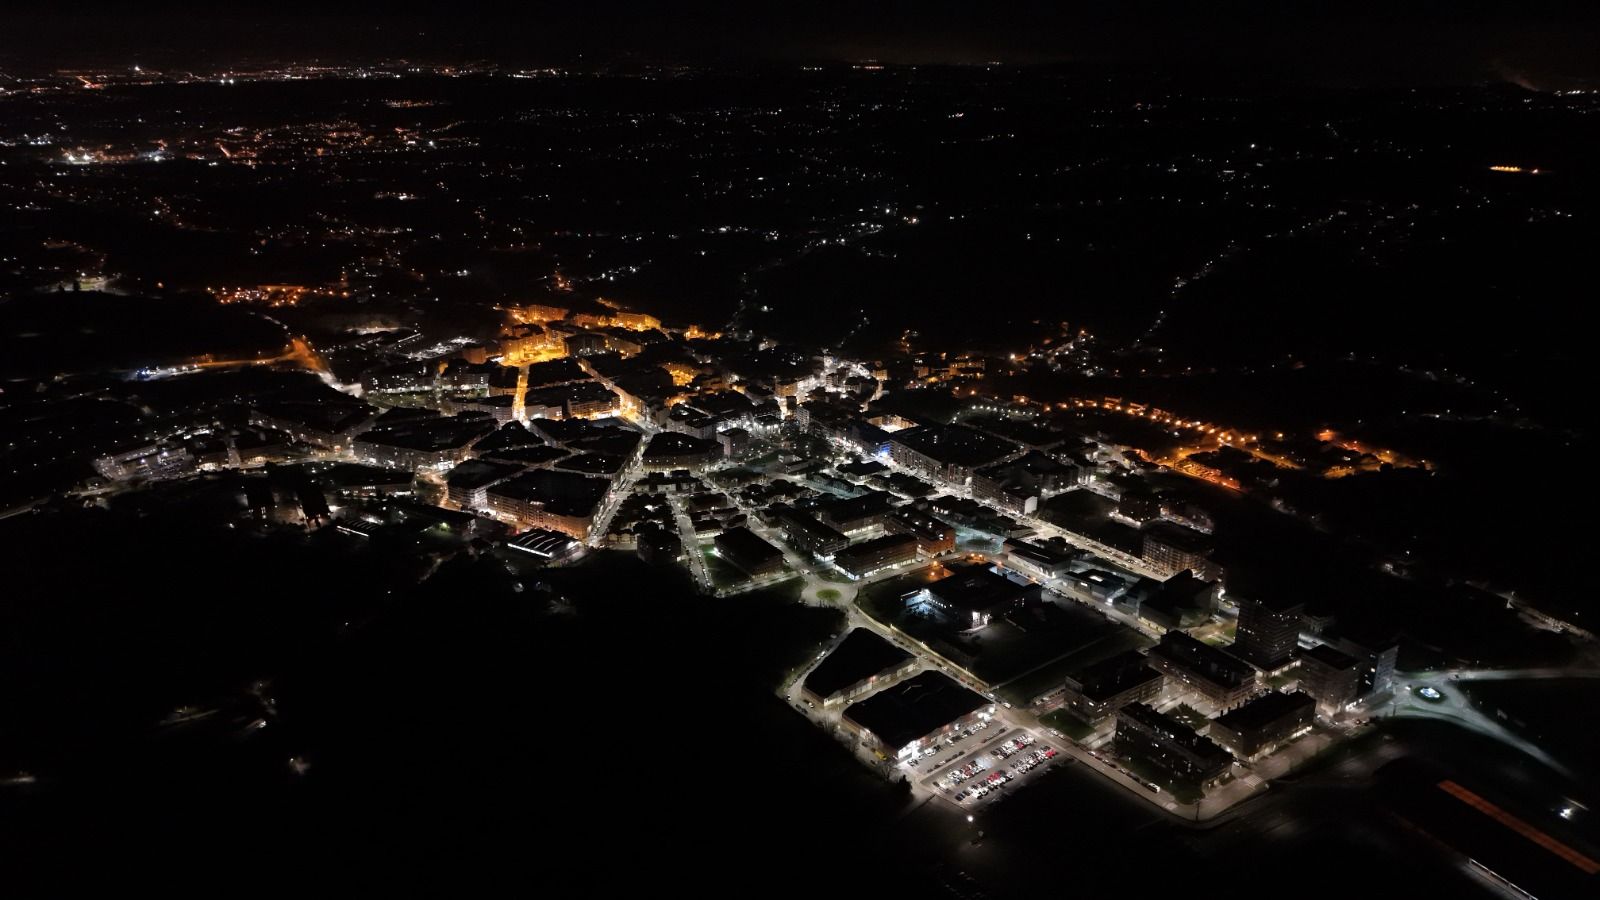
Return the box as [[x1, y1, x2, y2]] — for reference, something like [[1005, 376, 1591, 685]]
[[666, 493, 713, 591], [1386, 670, 1578, 779]]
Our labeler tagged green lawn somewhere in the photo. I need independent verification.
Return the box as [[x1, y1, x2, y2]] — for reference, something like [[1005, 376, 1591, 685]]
[[1039, 709, 1097, 742], [817, 588, 841, 602], [703, 549, 750, 590]]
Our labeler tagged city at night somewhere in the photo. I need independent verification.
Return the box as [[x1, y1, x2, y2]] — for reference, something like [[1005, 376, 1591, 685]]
[[3, 4, 1598, 895]]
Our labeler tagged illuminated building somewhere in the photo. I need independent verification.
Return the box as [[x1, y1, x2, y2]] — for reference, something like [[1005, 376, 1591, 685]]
[[485, 468, 615, 540], [1207, 690, 1315, 760], [888, 424, 1020, 485], [1056, 650, 1165, 722], [641, 431, 723, 472], [815, 491, 896, 537], [802, 628, 917, 708], [1231, 593, 1304, 671], [886, 508, 956, 556], [841, 671, 994, 761], [1140, 523, 1218, 580], [908, 565, 1040, 630], [444, 459, 527, 512], [713, 526, 784, 577], [1114, 703, 1233, 786], [831, 533, 918, 579], [1147, 631, 1260, 710], [779, 511, 850, 558], [1296, 643, 1361, 717], [93, 442, 193, 481]]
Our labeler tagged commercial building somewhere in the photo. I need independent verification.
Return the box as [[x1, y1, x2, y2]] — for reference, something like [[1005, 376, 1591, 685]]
[[886, 508, 956, 556], [524, 380, 621, 420], [908, 565, 1041, 630], [1147, 631, 1260, 711], [888, 424, 1019, 485], [1231, 592, 1305, 671], [641, 431, 723, 472], [485, 468, 615, 539], [1001, 538, 1077, 581], [1296, 643, 1362, 717], [444, 459, 527, 511], [815, 490, 896, 537], [1208, 690, 1316, 761], [93, 442, 193, 481], [1330, 628, 1400, 699], [801, 628, 917, 707], [1125, 572, 1218, 633], [1056, 650, 1165, 722], [778, 511, 850, 558], [832, 533, 918, 579], [841, 670, 994, 760], [249, 399, 376, 451], [1140, 523, 1218, 580], [351, 412, 499, 471], [713, 526, 785, 578], [970, 451, 1079, 516], [1114, 702, 1233, 786], [506, 528, 581, 560]]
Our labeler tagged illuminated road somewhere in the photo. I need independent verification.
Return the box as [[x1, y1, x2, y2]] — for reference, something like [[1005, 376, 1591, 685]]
[[1386, 671, 1576, 779]]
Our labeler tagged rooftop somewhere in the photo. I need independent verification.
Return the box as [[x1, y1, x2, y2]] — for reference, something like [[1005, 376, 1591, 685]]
[[927, 565, 1034, 613], [1067, 650, 1164, 702], [1150, 631, 1256, 689], [843, 670, 989, 751], [891, 423, 1018, 469], [1213, 690, 1315, 733], [802, 629, 912, 700]]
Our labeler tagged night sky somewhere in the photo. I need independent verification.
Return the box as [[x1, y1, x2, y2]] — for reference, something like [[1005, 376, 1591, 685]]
[[7, 2, 1600, 88]]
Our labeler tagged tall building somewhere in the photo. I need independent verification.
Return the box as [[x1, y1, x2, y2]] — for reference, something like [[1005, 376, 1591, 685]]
[[1232, 593, 1304, 671], [1332, 629, 1399, 699], [1296, 643, 1361, 717]]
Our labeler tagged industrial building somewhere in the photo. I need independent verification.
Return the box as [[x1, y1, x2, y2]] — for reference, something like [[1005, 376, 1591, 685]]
[[801, 628, 917, 707], [841, 670, 994, 761]]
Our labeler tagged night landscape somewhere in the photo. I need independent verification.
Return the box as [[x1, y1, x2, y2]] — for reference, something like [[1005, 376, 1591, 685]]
[[3, 4, 1598, 896]]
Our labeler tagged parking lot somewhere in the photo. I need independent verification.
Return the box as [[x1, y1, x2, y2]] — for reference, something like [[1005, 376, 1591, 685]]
[[910, 725, 1064, 808]]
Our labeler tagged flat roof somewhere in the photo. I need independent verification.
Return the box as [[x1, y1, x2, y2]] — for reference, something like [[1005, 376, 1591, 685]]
[[524, 357, 591, 388], [1118, 702, 1233, 766], [833, 533, 917, 567], [1068, 650, 1164, 701], [891, 423, 1018, 469], [713, 526, 782, 564], [1213, 690, 1315, 733], [446, 459, 527, 490], [1150, 631, 1256, 688], [488, 469, 611, 518], [803, 629, 912, 700], [507, 528, 579, 558], [843, 670, 989, 751], [643, 431, 721, 460], [1300, 643, 1359, 670], [927, 565, 1032, 612]]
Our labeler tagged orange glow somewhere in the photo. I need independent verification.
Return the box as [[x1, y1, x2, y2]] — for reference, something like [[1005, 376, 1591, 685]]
[[1437, 780, 1600, 875]]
